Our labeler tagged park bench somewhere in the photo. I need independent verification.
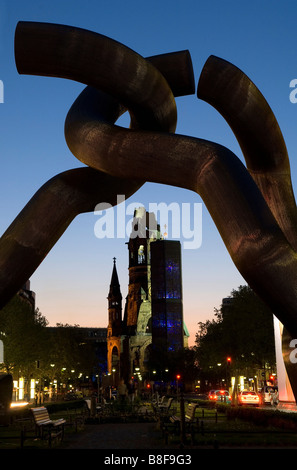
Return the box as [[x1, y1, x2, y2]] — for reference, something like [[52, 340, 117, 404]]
[[158, 397, 173, 411], [155, 395, 166, 405], [169, 403, 198, 431], [153, 397, 174, 422], [31, 406, 66, 447], [157, 397, 174, 414], [170, 403, 197, 423], [160, 402, 198, 444]]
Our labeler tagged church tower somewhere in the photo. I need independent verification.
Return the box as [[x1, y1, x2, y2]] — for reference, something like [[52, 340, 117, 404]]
[[105, 209, 189, 386], [107, 258, 122, 381], [124, 208, 161, 330], [120, 208, 161, 381]]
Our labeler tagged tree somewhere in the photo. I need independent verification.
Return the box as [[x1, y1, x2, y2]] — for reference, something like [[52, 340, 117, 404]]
[[0, 294, 49, 401], [195, 285, 276, 389], [220, 285, 276, 369], [0, 294, 48, 375]]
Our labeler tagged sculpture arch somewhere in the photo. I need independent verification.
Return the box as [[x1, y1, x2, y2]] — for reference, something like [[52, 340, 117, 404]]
[[0, 21, 296, 401]]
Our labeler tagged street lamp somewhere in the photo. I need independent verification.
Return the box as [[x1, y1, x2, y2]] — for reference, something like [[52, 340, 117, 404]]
[[176, 374, 181, 399]]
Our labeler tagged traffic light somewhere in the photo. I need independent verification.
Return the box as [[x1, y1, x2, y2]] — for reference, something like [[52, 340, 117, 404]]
[[176, 374, 181, 380], [227, 357, 231, 364]]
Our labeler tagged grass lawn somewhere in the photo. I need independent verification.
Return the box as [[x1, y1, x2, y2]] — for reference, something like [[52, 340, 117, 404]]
[[165, 406, 297, 448]]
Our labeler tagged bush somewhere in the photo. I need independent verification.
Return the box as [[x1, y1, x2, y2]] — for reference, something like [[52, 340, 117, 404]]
[[45, 399, 86, 413], [226, 406, 297, 430]]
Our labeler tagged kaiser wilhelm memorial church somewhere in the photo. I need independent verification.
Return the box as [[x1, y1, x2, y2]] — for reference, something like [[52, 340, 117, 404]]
[[106, 208, 189, 385]]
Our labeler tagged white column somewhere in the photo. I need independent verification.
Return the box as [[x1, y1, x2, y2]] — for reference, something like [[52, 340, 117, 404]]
[[273, 315, 296, 405]]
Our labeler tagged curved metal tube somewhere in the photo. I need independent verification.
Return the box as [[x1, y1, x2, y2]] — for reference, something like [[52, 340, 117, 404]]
[[15, 21, 177, 133], [16, 22, 295, 341], [198, 56, 297, 399], [65, 86, 297, 340], [0, 166, 142, 309], [0, 23, 195, 309], [198, 56, 297, 251], [69, 66, 297, 397]]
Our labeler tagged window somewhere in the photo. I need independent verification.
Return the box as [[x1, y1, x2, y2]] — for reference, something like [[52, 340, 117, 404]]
[[138, 245, 145, 264]]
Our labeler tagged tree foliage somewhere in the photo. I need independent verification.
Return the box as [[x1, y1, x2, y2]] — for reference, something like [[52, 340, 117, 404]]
[[0, 295, 47, 375], [195, 285, 276, 379], [42, 325, 99, 382], [0, 295, 101, 389]]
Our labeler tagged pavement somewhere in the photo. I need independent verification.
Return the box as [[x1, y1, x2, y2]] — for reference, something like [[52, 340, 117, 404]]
[[61, 421, 180, 449]]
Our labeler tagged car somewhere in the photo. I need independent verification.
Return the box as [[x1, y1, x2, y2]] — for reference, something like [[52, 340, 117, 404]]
[[208, 389, 231, 403], [208, 389, 216, 400], [260, 386, 279, 405], [238, 390, 260, 406]]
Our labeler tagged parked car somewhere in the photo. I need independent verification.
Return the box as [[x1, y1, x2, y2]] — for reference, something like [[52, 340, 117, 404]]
[[260, 386, 279, 405], [208, 389, 231, 403], [238, 390, 260, 406]]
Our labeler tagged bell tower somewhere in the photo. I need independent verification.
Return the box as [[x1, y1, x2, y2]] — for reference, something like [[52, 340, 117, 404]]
[[107, 257, 122, 379], [120, 208, 161, 381], [125, 208, 160, 329]]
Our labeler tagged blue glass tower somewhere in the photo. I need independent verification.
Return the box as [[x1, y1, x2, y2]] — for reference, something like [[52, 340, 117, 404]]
[[150, 240, 184, 358]]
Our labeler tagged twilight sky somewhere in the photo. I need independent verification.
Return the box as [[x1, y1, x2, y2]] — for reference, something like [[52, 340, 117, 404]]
[[1, 0, 297, 346]]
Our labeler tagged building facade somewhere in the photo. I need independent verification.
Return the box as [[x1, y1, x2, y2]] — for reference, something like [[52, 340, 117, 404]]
[[150, 239, 184, 360]]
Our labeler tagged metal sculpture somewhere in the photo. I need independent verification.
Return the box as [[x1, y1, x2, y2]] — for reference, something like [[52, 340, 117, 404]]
[[1, 21, 297, 400], [0, 22, 194, 309]]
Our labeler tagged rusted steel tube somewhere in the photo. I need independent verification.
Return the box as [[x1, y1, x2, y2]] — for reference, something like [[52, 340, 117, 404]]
[[14, 21, 178, 133], [0, 167, 142, 309], [65, 86, 297, 340], [198, 56, 297, 395], [0, 23, 195, 309], [197, 55, 297, 251]]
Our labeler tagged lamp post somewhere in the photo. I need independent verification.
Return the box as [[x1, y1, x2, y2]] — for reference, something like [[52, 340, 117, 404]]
[[176, 374, 180, 400], [226, 357, 232, 389], [176, 374, 186, 444]]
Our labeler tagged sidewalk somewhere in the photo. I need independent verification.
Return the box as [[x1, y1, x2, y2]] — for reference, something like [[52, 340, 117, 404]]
[[62, 421, 178, 449]]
